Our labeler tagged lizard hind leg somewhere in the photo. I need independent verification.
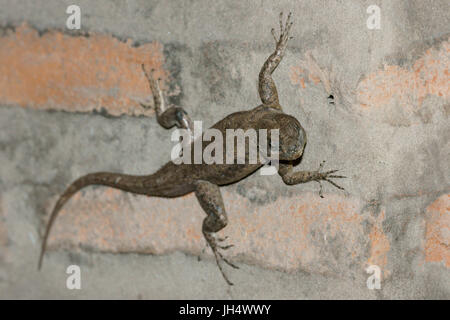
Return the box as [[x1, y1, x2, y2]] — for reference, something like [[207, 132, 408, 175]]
[[141, 64, 194, 142], [194, 180, 238, 286]]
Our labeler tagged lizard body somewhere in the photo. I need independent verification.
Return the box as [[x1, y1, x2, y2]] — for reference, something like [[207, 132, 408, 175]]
[[38, 13, 345, 285]]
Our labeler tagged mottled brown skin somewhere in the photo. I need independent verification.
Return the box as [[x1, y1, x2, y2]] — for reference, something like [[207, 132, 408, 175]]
[[38, 13, 345, 285]]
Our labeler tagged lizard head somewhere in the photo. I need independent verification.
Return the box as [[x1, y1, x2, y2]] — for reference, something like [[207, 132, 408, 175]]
[[259, 113, 307, 161], [277, 114, 307, 161]]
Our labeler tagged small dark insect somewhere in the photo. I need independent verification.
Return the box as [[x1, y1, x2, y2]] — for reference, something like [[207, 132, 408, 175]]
[[327, 94, 335, 105]]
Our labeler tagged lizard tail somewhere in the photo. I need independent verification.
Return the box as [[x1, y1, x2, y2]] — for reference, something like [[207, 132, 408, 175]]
[[38, 172, 150, 270]]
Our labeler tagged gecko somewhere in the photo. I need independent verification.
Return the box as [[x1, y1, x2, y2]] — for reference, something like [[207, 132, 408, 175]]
[[38, 12, 345, 285]]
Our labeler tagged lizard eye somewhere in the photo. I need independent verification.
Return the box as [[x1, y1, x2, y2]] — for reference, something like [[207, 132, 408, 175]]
[[175, 110, 184, 121]]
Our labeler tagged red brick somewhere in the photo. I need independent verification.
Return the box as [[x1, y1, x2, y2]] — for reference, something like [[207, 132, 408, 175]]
[[44, 187, 382, 274], [425, 194, 450, 267], [0, 24, 173, 116]]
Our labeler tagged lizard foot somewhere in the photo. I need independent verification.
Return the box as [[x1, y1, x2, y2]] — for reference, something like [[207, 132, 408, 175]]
[[141, 64, 157, 84], [314, 160, 346, 198], [203, 231, 238, 286], [271, 12, 293, 50], [140, 64, 159, 110]]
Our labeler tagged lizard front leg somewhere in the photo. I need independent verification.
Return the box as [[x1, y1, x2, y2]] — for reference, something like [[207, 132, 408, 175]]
[[258, 12, 293, 109], [141, 64, 194, 142], [194, 180, 238, 285], [278, 161, 346, 198]]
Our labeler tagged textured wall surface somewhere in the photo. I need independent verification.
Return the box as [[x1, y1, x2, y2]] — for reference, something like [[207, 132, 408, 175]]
[[0, 0, 449, 299]]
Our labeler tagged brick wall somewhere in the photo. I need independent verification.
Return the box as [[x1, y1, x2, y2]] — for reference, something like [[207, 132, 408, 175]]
[[0, 0, 448, 299]]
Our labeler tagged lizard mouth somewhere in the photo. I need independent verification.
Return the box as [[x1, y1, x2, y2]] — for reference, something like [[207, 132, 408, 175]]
[[286, 148, 304, 161], [277, 146, 303, 161], [282, 138, 306, 161]]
